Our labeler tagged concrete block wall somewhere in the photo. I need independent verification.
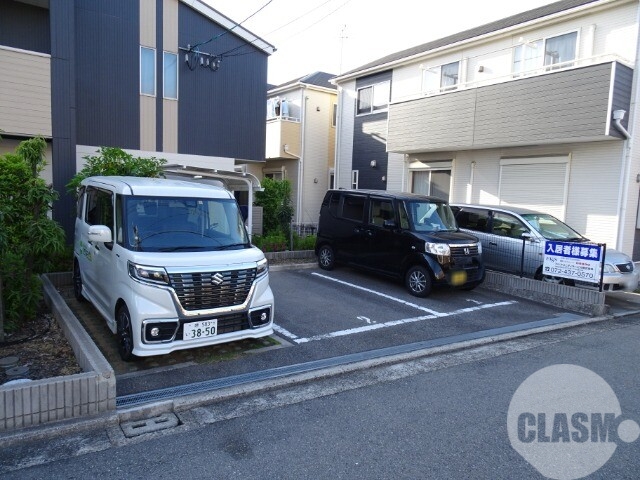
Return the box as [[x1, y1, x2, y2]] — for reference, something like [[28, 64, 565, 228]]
[[483, 271, 607, 316], [0, 274, 116, 431]]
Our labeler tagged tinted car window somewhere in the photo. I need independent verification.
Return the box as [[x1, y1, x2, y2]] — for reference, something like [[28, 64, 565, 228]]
[[341, 195, 365, 222], [328, 192, 339, 216], [455, 207, 490, 232]]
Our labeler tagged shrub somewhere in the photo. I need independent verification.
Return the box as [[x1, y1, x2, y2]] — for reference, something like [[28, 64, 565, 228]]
[[293, 233, 316, 251], [66, 146, 166, 193], [254, 178, 294, 241], [0, 137, 66, 332], [252, 233, 288, 253]]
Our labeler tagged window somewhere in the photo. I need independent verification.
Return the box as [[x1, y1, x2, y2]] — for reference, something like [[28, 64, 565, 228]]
[[351, 170, 359, 189], [340, 195, 365, 222], [491, 212, 528, 239], [512, 31, 577, 75], [411, 169, 451, 201], [140, 46, 156, 96], [422, 61, 460, 94], [332, 103, 337, 127], [455, 207, 490, 233], [85, 187, 114, 228], [163, 51, 178, 99], [264, 167, 285, 180], [369, 199, 394, 227], [356, 81, 390, 115]]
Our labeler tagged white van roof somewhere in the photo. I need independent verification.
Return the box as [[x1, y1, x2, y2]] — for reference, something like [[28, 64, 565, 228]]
[[81, 176, 234, 199]]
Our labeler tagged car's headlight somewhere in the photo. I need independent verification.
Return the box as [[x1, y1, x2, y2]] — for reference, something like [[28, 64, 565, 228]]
[[128, 262, 170, 285], [256, 257, 269, 278], [603, 263, 618, 274], [425, 242, 450, 256], [477, 242, 482, 254]]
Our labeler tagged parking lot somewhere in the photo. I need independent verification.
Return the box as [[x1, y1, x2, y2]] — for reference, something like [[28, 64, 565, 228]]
[[89, 264, 580, 397], [269, 265, 571, 352]]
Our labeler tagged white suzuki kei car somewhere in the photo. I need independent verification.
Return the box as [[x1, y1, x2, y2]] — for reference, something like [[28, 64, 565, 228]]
[[73, 176, 274, 361]]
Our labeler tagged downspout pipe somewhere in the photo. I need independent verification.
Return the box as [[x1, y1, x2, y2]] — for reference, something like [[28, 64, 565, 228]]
[[614, 109, 633, 252], [613, 110, 631, 140]]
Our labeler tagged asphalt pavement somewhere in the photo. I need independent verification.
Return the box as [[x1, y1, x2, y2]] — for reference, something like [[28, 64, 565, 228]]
[[3, 312, 640, 479]]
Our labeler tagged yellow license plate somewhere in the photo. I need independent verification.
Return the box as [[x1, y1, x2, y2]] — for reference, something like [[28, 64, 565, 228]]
[[451, 270, 468, 286]]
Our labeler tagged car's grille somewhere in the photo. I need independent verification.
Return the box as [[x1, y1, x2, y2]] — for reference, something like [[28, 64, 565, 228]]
[[617, 262, 634, 273], [168, 268, 256, 311], [176, 313, 250, 340], [451, 244, 479, 256]]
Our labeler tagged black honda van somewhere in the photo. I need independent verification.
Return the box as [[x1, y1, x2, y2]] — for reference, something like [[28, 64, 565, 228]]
[[314, 190, 484, 297]]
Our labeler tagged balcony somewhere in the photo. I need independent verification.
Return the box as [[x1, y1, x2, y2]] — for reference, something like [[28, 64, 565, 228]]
[[0, 46, 52, 138], [387, 58, 632, 153], [266, 116, 301, 159]]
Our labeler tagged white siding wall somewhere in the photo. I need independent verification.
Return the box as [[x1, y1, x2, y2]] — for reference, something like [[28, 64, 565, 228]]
[[336, 81, 356, 189], [386, 152, 405, 191], [390, 1, 637, 103], [447, 142, 626, 251]]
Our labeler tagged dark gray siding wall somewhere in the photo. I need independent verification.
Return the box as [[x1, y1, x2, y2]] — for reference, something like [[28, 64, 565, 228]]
[[388, 62, 618, 153], [353, 71, 392, 190], [74, 0, 140, 149], [178, 3, 268, 161], [0, 1, 50, 53], [50, 0, 77, 240], [610, 62, 633, 138]]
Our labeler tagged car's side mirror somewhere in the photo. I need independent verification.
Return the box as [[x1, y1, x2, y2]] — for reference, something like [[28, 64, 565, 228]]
[[88, 225, 113, 243], [521, 232, 538, 242]]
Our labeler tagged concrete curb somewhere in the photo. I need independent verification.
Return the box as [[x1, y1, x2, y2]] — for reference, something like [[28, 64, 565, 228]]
[[0, 274, 116, 432]]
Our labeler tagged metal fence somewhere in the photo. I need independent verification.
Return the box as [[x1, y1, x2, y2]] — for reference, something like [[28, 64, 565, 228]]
[[291, 223, 318, 237], [480, 235, 606, 291]]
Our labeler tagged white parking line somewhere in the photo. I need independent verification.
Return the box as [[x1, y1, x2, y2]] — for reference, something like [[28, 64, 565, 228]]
[[290, 300, 516, 344], [311, 272, 445, 316], [269, 272, 519, 344]]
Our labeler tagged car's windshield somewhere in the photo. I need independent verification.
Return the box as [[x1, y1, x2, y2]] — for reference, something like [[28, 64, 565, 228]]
[[520, 213, 585, 241], [123, 196, 249, 252], [404, 200, 458, 232]]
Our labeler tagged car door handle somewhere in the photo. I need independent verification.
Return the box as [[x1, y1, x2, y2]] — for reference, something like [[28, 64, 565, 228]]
[[489, 242, 497, 246]]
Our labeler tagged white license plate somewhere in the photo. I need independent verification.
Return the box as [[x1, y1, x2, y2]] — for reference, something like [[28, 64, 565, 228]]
[[183, 319, 218, 341]]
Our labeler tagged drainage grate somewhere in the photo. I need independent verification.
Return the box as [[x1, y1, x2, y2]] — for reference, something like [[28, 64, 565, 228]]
[[116, 313, 584, 409], [120, 412, 180, 438]]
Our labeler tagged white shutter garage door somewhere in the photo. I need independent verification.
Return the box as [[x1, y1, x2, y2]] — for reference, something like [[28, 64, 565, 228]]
[[498, 156, 569, 220]]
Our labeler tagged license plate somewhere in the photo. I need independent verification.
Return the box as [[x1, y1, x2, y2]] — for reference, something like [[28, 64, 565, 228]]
[[451, 270, 468, 286], [183, 319, 217, 341]]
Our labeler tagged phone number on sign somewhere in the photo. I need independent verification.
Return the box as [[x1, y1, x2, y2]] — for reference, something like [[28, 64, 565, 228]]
[[543, 266, 597, 280]]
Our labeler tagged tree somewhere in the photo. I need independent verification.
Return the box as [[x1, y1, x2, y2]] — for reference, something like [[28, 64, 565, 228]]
[[254, 177, 294, 240], [0, 137, 66, 336], [66, 146, 166, 193]]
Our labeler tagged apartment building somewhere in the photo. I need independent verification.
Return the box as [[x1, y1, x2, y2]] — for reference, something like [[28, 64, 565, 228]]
[[0, 0, 274, 237], [333, 0, 640, 256]]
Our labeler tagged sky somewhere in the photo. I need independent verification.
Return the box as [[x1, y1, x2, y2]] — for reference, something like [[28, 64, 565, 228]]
[[203, 0, 560, 86]]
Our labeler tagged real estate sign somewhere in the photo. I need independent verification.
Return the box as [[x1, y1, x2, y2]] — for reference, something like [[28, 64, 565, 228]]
[[542, 241, 603, 283]]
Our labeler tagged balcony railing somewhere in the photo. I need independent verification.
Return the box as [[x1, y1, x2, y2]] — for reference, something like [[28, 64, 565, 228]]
[[393, 53, 632, 104]]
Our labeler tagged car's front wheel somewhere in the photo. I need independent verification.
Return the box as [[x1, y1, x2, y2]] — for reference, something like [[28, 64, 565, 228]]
[[116, 304, 135, 362], [405, 265, 432, 297]]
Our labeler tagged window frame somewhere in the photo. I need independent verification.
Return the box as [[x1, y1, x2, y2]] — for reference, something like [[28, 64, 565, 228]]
[[351, 170, 359, 189], [163, 51, 178, 100], [140, 46, 156, 97], [422, 61, 460, 94], [356, 80, 390, 116], [512, 30, 578, 75]]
